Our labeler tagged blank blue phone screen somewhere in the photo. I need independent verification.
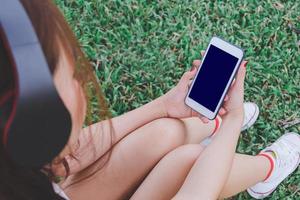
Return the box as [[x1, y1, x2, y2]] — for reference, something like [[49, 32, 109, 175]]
[[188, 45, 239, 112]]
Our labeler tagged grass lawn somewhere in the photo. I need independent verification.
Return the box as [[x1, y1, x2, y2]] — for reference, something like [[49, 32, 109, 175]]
[[55, 0, 299, 199]]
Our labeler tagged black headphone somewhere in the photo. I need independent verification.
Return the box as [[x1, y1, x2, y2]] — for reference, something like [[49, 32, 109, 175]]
[[0, 0, 72, 168]]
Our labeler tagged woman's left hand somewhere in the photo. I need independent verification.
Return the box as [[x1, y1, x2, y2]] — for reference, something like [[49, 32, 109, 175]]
[[160, 59, 227, 123]]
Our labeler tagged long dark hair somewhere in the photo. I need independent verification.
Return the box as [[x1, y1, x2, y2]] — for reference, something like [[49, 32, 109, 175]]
[[0, 0, 114, 199]]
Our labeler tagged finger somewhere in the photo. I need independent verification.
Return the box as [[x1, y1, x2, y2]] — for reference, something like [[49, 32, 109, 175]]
[[224, 95, 229, 101], [235, 61, 247, 89], [241, 60, 248, 67], [199, 116, 210, 124], [191, 109, 210, 123], [230, 60, 247, 85], [180, 67, 197, 84], [188, 79, 193, 87], [200, 50, 205, 57], [178, 70, 197, 91], [190, 109, 199, 117], [231, 78, 236, 85], [192, 60, 201, 70], [219, 107, 227, 115]]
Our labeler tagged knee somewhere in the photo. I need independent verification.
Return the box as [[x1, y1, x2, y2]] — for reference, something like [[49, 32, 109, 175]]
[[148, 118, 187, 154]]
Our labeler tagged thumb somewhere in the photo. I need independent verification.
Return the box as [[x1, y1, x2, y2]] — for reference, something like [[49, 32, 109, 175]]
[[179, 66, 197, 84]]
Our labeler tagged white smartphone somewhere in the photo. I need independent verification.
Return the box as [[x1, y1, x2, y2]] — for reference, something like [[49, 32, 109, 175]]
[[185, 36, 244, 120]]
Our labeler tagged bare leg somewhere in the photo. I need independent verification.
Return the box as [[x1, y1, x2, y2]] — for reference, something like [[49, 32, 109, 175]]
[[131, 144, 204, 200], [181, 117, 216, 144], [178, 117, 270, 198], [131, 148, 270, 200], [219, 154, 269, 198], [63, 117, 215, 200], [60, 116, 216, 177]]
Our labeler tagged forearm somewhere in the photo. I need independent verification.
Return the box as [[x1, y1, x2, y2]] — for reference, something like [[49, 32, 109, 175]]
[[173, 113, 243, 200]]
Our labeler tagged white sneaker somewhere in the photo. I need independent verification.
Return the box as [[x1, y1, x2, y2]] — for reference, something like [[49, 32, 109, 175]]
[[241, 102, 259, 131], [247, 132, 300, 199], [201, 102, 259, 146]]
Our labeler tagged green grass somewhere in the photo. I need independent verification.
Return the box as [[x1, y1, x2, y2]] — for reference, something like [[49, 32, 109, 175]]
[[55, 0, 299, 199]]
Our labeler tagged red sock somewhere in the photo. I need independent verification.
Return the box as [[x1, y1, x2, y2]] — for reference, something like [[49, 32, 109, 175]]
[[210, 116, 221, 136], [257, 152, 275, 181]]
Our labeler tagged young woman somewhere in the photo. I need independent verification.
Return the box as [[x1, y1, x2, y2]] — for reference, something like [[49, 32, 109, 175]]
[[0, 0, 299, 199]]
